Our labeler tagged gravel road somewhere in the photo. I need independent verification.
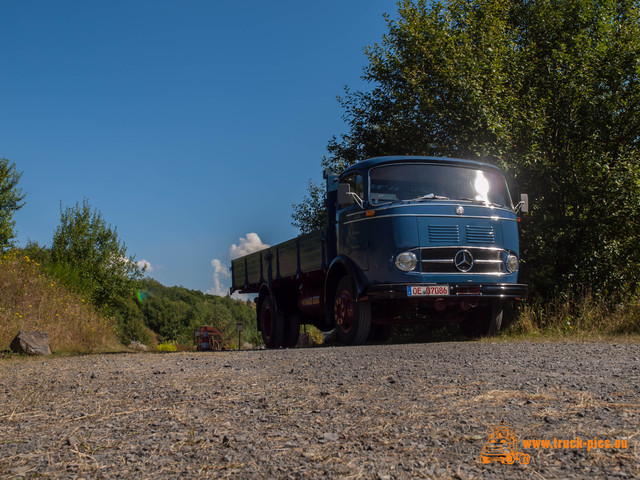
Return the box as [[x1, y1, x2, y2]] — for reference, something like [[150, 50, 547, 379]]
[[1, 341, 638, 479]]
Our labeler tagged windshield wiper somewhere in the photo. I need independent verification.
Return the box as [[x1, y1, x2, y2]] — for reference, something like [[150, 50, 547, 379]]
[[457, 197, 504, 208], [407, 193, 450, 202]]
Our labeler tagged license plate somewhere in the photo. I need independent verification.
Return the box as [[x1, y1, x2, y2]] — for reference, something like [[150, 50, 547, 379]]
[[407, 285, 450, 296]]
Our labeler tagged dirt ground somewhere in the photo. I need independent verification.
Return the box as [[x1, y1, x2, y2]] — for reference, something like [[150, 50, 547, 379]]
[[1, 341, 638, 479]]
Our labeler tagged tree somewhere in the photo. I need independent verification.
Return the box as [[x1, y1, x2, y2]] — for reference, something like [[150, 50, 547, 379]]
[[133, 278, 262, 346], [51, 199, 143, 310], [295, 0, 640, 301], [291, 180, 327, 234], [0, 157, 26, 251]]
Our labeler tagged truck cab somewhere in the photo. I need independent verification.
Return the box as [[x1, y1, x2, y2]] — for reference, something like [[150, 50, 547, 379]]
[[326, 156, 527, 342]]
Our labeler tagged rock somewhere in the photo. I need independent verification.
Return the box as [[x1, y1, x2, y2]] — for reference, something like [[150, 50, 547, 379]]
[[320, 432, 339, 442], [10, 331, 51, 355]]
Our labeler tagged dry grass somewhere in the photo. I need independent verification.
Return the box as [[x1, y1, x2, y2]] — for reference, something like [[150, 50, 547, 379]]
[[503, 292, 640, 339], [0, 252, 121, 353]]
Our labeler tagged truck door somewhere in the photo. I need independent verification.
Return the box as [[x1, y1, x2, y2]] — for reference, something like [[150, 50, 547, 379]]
[[337, 172, 369, 271]]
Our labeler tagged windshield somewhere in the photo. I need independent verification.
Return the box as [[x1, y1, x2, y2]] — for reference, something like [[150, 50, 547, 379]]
[[369, 164, 512, 208]]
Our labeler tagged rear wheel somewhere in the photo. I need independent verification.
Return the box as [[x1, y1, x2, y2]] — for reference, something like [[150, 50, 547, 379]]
[[334, 276, 371, 345], [260, 295, 284, 348], [283, 311, 300, 348]]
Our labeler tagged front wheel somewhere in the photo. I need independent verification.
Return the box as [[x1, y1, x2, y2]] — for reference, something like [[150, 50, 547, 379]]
[[461, 302, 503, 338], [333, 276, 371, 345]]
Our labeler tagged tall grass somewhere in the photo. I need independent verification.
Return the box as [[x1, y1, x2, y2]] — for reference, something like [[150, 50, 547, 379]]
[[0, 252, 121, 353], [503, 291, 640, 338]]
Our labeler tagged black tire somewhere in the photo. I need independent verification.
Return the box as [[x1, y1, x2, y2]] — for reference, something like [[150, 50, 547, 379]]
[[487, 302, 504, 336], [333, 276, 371, 345], [283, 311, 300, 348], [461, 302, 503, 338], [260, 295, 284, 348]]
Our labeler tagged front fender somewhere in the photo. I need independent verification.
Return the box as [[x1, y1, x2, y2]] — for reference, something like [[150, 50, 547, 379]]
[[324, 255, 367, 326]]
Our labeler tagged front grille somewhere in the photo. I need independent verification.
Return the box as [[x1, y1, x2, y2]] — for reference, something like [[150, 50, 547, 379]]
[[429, 225, 459, 243], [466, 225, 495, 244], [420, 247, 504, 274]]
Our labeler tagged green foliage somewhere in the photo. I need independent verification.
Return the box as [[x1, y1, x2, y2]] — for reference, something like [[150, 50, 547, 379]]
[[135, 278, 261, 348], [110, 294, 153, 345], [291, 180, 327, 234], [51, 199, 143, 311], [503, 291, 640, 337], [0, 250, 121, 352], [0, 158, 26, 251], [17, 240, 260, 347], [296, 0, 640, 303]]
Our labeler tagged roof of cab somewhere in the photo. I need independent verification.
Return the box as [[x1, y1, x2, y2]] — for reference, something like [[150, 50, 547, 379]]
[[340, 156, 504, 177]]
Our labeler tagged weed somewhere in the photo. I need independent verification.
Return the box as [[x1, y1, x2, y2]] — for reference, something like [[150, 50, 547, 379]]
[[157, 341, 178, 352], [503, 291, 640, 338], [0, 252, 121, 352]]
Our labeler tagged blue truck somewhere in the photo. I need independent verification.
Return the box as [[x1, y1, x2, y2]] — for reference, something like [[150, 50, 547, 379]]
[[230, 156, 528, 347]]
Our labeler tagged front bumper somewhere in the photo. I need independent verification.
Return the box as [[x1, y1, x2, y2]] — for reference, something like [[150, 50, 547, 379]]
[[365, 283, 528, 300]]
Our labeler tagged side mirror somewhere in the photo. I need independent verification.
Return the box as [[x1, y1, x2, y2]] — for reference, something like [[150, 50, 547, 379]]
[[337, 183, 354, 207], [516, 193, 529, 214], [337, 183, 363, 208]]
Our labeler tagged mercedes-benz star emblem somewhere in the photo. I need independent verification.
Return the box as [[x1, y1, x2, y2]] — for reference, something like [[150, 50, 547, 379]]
[[454, 250, 474, 272]]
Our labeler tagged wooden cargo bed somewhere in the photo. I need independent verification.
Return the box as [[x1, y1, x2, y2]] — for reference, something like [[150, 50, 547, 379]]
[[231, 230, 328, 293]]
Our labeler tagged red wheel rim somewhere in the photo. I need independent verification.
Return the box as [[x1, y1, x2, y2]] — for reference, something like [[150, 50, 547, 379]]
[[262, 305, 273, 338], [335, 289, 354, 333]]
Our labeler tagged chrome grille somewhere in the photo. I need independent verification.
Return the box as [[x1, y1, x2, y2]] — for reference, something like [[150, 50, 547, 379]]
[[420, 247, 504, 274], [466, 225, 495, 244], [429, 225, 460, 243]]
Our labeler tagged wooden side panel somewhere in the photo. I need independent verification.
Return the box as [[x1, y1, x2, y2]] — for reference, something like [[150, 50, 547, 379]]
[[276, 238, 298, 278], [230, 230, 325, 292], [245, 250, 264, 285], [299, 231, 324, 272], [231, 257, 245, 290], [231, 248, 267, 291]]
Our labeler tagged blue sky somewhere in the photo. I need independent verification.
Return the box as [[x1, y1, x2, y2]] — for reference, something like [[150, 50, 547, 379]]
[[1, 0, 396, 294]]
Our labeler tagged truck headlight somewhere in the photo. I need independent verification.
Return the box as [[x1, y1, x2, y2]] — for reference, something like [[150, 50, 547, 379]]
[[506, 254, 519, 273], [395, 252, 418, 272]]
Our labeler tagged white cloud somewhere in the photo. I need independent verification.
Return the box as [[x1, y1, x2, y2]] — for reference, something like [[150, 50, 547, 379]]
[[211, 258, 231, 277], [208, 233, 270, 296], [136, 259, 153, 272], [229, 232, 269, 260], [208, 258, 231, 296]]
